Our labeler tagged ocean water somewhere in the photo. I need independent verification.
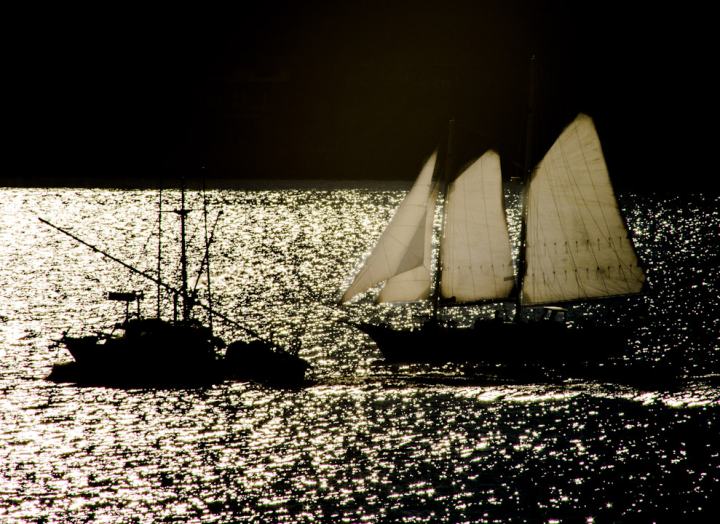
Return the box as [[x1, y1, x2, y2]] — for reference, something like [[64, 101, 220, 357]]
[[0, 184, 718, 523]]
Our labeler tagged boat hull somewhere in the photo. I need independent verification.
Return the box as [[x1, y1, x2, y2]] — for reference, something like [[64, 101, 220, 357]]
[[354, 321, 632, 366], [50, 336, 222, 387], [225, 340, 311, 389], [49, 319, 310, 388]]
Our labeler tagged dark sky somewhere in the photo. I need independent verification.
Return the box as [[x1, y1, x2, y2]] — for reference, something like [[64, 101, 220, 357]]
[[13, 1, 710, 192]]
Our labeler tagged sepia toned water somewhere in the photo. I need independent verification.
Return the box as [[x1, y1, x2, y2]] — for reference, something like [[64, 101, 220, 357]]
[[1, 184, 718, 523]]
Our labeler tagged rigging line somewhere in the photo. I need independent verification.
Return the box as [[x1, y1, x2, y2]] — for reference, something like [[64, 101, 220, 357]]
[[120, 215, 162, 291], [133, 216, 160, 278], [38, 217, 276, 346], [201, 178, 213, 334], [192, 210, 223, 296]]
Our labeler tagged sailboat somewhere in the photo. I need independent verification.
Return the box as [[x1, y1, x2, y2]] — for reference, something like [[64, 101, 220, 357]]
[[341, 112, 647, 366], [45, 180, 310, 388]]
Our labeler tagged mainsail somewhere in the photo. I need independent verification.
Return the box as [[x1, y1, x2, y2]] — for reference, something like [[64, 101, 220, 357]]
[[441, 150, 514, 302], [341, 151, 439, 303], [521, 114, 646, 305]]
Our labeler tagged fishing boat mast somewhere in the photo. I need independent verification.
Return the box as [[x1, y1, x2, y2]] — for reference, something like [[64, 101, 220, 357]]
[[174, 178, 191, 322], [157, 179, 163, 318], [201, 177, 214, 335]]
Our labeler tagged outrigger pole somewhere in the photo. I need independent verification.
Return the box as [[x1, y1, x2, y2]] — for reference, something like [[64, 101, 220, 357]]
[[38, 217, 272, 345]]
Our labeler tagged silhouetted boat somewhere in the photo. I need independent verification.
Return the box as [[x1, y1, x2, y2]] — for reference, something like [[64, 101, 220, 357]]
[[50, 314, 223, 387], [44, 180, 310, 388], [341, 61, 646, 368]]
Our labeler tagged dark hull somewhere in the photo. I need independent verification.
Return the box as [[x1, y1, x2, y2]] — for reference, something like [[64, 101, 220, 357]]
[[50, 335, 223, 388], [47, 359, 222, 388], [355, 321, 632, 366], [225, 340, 311, 389], [50, 342, 310, 389], [48, 320, 310, 389]]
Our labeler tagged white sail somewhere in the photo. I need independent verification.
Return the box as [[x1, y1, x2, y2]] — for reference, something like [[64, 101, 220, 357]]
[[377, 183, 439, 303], [522, 114, 646, 305], [341, 151, 438, 303], [441, 150, 514, 302]]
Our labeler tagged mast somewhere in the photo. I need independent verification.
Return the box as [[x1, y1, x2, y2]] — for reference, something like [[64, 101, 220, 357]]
[[432, 119, 454, 319], [178, 178, 190, 322], [515, 55, 536, 322], [157, 179, 163, 318], [202, 177, 214, 335]]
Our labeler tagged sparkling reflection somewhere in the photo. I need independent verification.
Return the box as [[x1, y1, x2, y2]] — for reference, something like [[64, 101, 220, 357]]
[[0, 187, 718, 522]]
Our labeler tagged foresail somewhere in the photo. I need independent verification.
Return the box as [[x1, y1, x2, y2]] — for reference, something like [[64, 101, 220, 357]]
[[440, 150, 514, 302], [341, 151, 438, 303], [377, 183, 438, 303], [522, 114, 646, 305]]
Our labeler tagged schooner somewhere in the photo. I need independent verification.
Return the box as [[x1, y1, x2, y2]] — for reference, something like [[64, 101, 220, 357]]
[[341, 112, 646, 365]]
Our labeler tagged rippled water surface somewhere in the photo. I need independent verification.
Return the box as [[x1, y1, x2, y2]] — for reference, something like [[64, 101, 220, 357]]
[[1, 185, 718, 523]]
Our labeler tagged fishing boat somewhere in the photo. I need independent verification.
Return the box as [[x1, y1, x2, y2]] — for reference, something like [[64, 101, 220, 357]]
[[341, 76, 647, 367], [45, 180, 310, 388]]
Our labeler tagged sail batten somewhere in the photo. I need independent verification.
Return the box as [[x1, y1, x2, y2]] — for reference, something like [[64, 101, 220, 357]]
[[441, 150, 514, 303], [521, 114, 645, 305]]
